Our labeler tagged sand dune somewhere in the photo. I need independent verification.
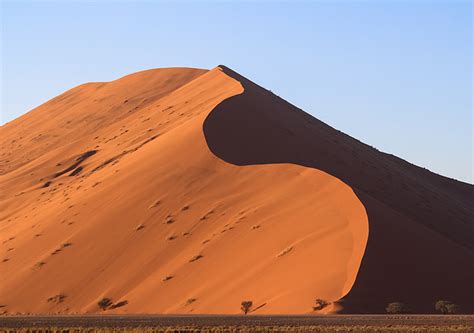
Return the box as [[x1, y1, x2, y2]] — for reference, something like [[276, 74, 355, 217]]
[[0, 65, 472, 314]]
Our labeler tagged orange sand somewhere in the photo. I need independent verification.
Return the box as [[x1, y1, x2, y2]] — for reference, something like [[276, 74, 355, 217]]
[[0, 67, 367, 314], [1, 65, 472, 315]]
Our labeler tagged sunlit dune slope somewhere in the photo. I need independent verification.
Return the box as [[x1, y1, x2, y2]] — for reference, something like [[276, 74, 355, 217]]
[[0, 67, 368, 314]]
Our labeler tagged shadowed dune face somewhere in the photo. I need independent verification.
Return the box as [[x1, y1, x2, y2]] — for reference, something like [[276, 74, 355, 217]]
[[204, 66, 474, 313], [0, 67, 367, 315]]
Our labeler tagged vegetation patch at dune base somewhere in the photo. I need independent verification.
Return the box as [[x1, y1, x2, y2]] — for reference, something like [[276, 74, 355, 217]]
[[1, 325, 474, 333]]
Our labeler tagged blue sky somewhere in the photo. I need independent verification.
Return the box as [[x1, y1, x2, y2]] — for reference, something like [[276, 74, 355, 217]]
[[1, 1, 472, 183]]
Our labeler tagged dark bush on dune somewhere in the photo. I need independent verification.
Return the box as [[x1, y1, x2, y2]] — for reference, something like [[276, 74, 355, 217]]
[[446, 303, 461, 314], [313, 299, 330, 311], [435, 300, 460, 314], [241, 301, 253, 314], [98, 298, 113, 310], [386, 302, 410, 314]]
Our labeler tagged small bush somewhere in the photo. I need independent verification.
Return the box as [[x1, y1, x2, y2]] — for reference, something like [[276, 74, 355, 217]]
[[436, 300, 460, 314], [35, 261, 46, 268], [98, 298, 113, 310], [435, 300, 450, 314], [446, 303, 460, 314], [47, 294, 66, 304], [241, 301, 253, 314], [313, 299, 330, 311], [386, 302, 410, 314], [186, 298, 196, 305]]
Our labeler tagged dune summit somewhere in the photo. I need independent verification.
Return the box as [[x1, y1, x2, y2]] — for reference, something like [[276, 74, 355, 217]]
[[0, 66, 472, 315]]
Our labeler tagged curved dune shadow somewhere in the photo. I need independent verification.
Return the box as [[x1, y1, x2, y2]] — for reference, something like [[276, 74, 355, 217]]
[[203, 66, 474, 313]]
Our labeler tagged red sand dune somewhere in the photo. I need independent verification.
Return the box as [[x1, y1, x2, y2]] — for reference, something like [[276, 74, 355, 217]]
[[0, 66, 472, 314]]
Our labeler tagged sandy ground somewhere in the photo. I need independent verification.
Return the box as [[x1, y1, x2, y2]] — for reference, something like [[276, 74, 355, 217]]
[[1, 315, 473, 332], [0, 65, 472, 315]]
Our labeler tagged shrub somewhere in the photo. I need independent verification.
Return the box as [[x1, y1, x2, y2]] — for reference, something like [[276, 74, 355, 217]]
[[35, 261, 46, 268], [186, 298, 196, 305], [313, 299, 330, 311], [446, 303, 460, 314], [435, 300, 450, 314], [436, 300, 460, 314], [47, 294, 66, 304], [386, 302, 410, 314], [241, 301, 253, 314], [98, 298, 113, 310]]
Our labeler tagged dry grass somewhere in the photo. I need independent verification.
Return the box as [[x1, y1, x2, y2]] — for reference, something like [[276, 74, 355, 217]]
[[1, 325, 473, 333]]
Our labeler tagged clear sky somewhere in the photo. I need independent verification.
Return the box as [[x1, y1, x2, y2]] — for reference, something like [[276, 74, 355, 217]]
[[1, 1, 472, 183]]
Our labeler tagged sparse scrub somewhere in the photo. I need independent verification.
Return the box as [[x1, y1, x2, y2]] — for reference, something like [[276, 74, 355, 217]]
[[47, 294, 66, 304], [1, 325, 474, 332], [98, 298, 113, 311], [185, 298, 196, 305], [436, 300, 450, 314], [241, 300, 253, 314], [435, 300, 460, 314], [445, 303, 460, 314], [386, 302, 410, 314], [313, 299, 330, 311], [35, 261, 46, 268]]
